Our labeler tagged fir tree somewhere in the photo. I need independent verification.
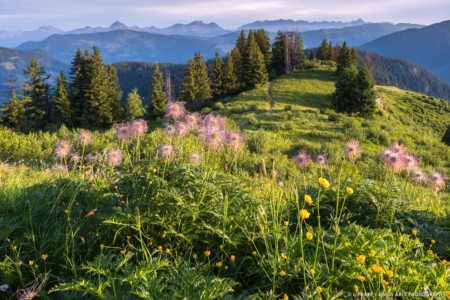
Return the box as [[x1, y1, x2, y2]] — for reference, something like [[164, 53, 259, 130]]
[[255, 29, 272, 69], [270, 31, 305, 75], [193, 51, 212, 106], [210, 51, 224, 98], [69, 49, 88, 127], [181, 58, 196, 104], [234, 31, 247, 83], [336, 42, 358, 75], [222, 52, 238, 95], [106, 64, 124, 123], [246, 33, 268, 87], [317, 39, 332, 61], [1, 89, 27, 131], [332, 66, 358, 114], [442, 124, 450, 146], [22, 58, 51, 129], [230, 48, 243, 89], [53, 72, 72, 127], [355, 64, 377, 117], [270, 31, 286, 75], [125, 88, 145, 121], [150, 64, 166, 116]]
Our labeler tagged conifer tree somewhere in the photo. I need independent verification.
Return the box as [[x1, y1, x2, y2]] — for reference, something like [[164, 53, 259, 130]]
[[230, 48, 243, 89], [106, 64, 124, 123], [23, 58, 51, 129], [150, 64, 166, 116], [181, 58, 196, 103], [336, 42, 358, 75], [270, 31, 305, 75], [355, 64, 377, 117], [53, 72, 72, 127], [193, 51, 212, 106], [332, 66, 358, 114], [125, 88, 145, 121], [255, 29, 272, 69], [1, 89, 27, 132], [270, 31, 286, 75], [246, 33, 268, 87], [222, 52, 238, 95], [317, 39, 332, 61], [234, 31, 247, 83], [442, 124, 450, 146], [69, 49, 88, 127], [210, 52, 224, 98]]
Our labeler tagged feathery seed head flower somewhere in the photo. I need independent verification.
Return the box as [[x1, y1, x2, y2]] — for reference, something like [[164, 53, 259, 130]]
[[70, 152, 81, 164], [304, 194, 313, 205], [54, 164, 68, 173], [158, 144, 175, 160], [227, 132, 245, 151], [318, 177, 330, 189], [382, 150, 406, 173], [203, 114, 226, 131], [404, 154, 418, 172], [315, 154, 328, 168], [107, 149, 123, 167], [293, 151, 310, 171], [166, 101, 187, 120], [163, 124, 176, 137], [356, 255, 366, 263], [175, 121, 190, 137], [346, 187, 354, 195], [430, 171, 446, 191], [372, 264, 384, 274], [78, 130, 92, 146], [205, 128, 226, 150], [411, 169, 429, 184], [299, 209, 311, 219], [131, 119, 148, 137], [306, 232, 314, 240], [55, 140, 71, 159], [345, 140, 362, 160], [185, 113, 202, 130], [357, 275, 366, 282], [189, 153, 203, 164], [116, 123, 133, 142]]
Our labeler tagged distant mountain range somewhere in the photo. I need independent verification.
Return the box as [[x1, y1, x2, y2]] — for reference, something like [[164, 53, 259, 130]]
[[359, 20, 450, 83], [238, 18, 367, 32]]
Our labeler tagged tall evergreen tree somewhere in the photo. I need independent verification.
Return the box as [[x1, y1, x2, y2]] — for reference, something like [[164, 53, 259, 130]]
[[150, 64, 166, 116], [336, 42, 358, 75], [193, 51, 212, 106], [355, 64, 377, 117], [332, 66, 358, 114], [255, 29, 272, 69], [69, 49, 88, 127], [125, 88, 145, 121], [181, 58, 196, 104], [270, 31, 305, 75], [230, 48, 244, 89], [270, 31, 286, 75], [210, 51, 224, 98], [1, 89, 27, 131], [246, 33, 268, 87], [234, 31, 247, 83], [52, 72, 72, 127], [442, 124, 450, 146], [22, 58, 51, 129], [222, 52, 238, 95], [106, 64, 123, 123], [317, 39, 332, 61]]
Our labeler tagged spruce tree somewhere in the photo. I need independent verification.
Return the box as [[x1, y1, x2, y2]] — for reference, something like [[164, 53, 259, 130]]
[[210, 52, 224, 98], [332, 66, 358, 114], [234, 31, 247, 83], [355, 64, 377, 117], [106, 64, 124, 123], [270, 31, 305, 75], [336, 42, 358, 75], [69, 49, 88, 127], [230, 48, 243, 89], [222, 52, 238, 96], [442, 124, 450, 146], [270, 31, 286, 75], [193, 51, 212, 106], [246, 34, 268, 87], [255, 29, 272, 69], [125, 88, 145, 121], [181, 58, 196, 104], [150, 64, 166, 116], [1, 89, 27, 131], [317, 39, 331, 61], [53, 72, 72, 127], [23, 58, 51, 129]]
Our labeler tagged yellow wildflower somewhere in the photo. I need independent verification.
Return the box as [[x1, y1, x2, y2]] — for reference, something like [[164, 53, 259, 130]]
[[306, 232, 314, 240], [152, 168, 157, 173], [346, 187, 354, 195], [281, 253, 287, 259], [372, 264, 384, 274], [41, 254, 48, 261], [357, 275, 365, 282], [368, 250, 377, 257], [299, 209, 310, 219], [304, 194, 313, 205], [120, 249, 127, 255], [411, 229, 417, 236], [316, 286, 323, 293], [204, 250, 211, 257], [216, 261, 222, 268], [382, 279, 389, 285], [310, 268, 316, 275], [230, 255, 235, 263], [283, 221, 289, 226], [283, 294, 289, 300], [157, 246, 163, 251], [427, 249, 433, 255], [318, 178, 330, 189], [28, 260, 34, 266], [386, 269, 394, 278], [431, 239, 436, 244], [356, 255, 366, 263], [252, 251, 257, 256], [279, 270, 287, 277], [440, 260, 449, 266], [165, 248, 171, 254], [343, 242, 350, 247], [446, 291, 450, 297]]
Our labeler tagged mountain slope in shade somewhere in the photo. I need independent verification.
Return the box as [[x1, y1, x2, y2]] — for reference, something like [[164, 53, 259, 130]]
[[16, 30, 222, 64], [0, 47, 69, 103], [302, 23, 424, 48], [0, 26, 63, 48], [359, 20, 450, 83]]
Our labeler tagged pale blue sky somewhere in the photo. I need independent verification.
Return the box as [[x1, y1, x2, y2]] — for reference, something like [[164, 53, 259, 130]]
[[1, 0, 448, 31]]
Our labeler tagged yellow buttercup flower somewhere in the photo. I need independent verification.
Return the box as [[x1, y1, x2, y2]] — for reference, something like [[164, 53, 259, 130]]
[[310, 268, 316, 275], [306, 232, 314, 240], [431, 239, 436, 244], [357, 275, 365, 282], [204, 250, 211, 257], [411, 229, 417, 236], [283, 221, 289, 226], [368, 250, 377, 257], [299, 209, 310, 219], [346, 187, 354, 195], [386, 269, 394, 278], [283, 294, 289, 300], [120, 249, 127, 255], [28, 260, 34, 266], [343, 242, 350, 247], [165, 248, 171, 254], [316, 286, 323, 293], [318, 178, 330, 189], [41, 254, 48, 261], [372, 264, 384, 274], [281, 253, 287, 259], [304, 194, 313, 205], [279, 270, 287, 276], [427, 249, 433, 255], [216, 261, 222, 267], [252, 251, 257, 256], [230, 255, 236, 263], [356, 255, 366, 263], [382, 279, 389, 285], [157, 246, 163, 251]]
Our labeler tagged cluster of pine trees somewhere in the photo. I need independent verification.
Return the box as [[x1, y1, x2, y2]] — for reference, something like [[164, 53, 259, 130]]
[[1, 29, 307, 131], [331, 42, 377, 117]]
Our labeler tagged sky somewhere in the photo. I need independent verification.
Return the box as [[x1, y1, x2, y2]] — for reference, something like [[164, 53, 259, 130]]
[[1, 0, 449, 31]]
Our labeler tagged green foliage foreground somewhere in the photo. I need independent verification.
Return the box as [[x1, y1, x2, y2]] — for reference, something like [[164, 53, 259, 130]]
[[0, 68, 449, 299]]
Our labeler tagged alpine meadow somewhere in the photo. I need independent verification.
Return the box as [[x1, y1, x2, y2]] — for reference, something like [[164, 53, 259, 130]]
[[0, 4, 449, 299]]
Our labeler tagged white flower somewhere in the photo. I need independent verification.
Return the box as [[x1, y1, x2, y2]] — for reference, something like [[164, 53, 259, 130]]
[[0, 284, 9, 292]]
